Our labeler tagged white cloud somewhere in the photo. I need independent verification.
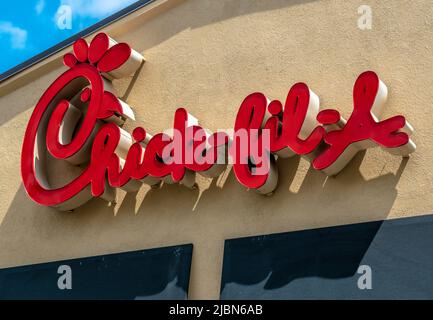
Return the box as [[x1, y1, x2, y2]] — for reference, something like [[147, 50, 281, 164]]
[[59, 0, 137, 19], [0, 21, 28, 49], [35, 0, 45, 15]]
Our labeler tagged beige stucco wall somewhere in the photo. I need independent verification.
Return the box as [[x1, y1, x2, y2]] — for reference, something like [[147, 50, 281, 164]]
[[1, 0, 433, 299]]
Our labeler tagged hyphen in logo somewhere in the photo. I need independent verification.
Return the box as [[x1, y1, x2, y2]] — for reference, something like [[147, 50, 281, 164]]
[[21, 33, 416, 211]]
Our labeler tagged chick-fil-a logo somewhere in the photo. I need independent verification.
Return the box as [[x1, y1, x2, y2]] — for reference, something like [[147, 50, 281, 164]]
[[21, 33, 416, 211]]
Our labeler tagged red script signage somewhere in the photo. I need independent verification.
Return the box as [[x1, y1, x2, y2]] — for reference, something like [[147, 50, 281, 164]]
[[21, 33, 416, 210]]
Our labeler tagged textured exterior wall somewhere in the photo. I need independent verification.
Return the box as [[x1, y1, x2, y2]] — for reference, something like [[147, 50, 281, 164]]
[[0, 0, 433, 299]]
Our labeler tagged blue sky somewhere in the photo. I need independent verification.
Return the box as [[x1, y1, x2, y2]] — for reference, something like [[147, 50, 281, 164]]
[[0, 0, 139, 75]]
